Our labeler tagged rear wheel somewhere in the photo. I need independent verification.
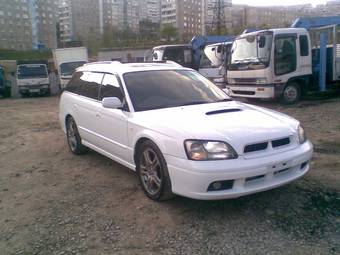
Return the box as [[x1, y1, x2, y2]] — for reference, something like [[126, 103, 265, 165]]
[[136, 140, 174, 201], [66, 117, 87, 155], [280, 82, 301, 105]]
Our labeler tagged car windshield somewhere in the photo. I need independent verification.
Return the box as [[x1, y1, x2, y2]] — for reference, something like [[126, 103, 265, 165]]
[[60, 61, 87, 76], [17, 65, 48, 79], [124, 70, 231, 112], [229, 32, 273, 71]]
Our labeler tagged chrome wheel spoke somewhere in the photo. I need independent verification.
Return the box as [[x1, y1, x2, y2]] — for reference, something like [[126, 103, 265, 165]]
[[139, 148, 163, 195]]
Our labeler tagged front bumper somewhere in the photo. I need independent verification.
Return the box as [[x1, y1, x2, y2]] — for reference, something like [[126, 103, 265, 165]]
[[166, 141, 313, 200], [19, 84, 50, 94], [226, 84, 275, 99]]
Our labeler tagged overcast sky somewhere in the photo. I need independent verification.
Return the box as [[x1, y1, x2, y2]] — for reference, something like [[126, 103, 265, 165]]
[[233, 0, 328, 6]]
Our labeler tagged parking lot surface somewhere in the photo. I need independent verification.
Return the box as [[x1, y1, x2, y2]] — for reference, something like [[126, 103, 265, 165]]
[[0, 96, 339, 255]]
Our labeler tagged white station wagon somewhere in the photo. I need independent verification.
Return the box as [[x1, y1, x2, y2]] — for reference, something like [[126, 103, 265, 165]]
[[59, 61, 313, 201]]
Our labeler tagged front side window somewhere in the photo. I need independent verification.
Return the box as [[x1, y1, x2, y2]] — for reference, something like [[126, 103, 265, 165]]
[[299, 35, 309, 57], [124, 70, 230, 112], [99, 74, 123, 101], [274, 35, 297, 76]]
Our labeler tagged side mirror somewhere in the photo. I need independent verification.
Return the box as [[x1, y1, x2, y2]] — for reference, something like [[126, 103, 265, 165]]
[[102, 97, 123, 109]]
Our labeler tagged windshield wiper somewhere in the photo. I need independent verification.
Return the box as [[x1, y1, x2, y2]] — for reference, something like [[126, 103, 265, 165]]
[[216, 98, 233, 102], [178, 101, 210, 107]]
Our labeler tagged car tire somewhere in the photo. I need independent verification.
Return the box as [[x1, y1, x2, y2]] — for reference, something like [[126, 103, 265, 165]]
[[280, 82, 301, 105], [136, 140, 174, 201], [66, 116, 87, 155]]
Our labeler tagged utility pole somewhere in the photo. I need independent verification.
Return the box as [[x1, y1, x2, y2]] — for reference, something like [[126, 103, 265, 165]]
[[208, 0, 226, 35]]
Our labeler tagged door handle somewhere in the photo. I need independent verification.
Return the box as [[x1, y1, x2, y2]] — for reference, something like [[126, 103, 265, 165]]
[[95, 113, 101, 118]]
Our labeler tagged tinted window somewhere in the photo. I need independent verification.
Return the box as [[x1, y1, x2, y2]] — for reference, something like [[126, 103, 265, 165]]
[[66, 71, 103, 100], [124, 70, 229, 112], [299, 35, 309, 57], [99, 74, 123, 101], [274, 36, 297, 75]]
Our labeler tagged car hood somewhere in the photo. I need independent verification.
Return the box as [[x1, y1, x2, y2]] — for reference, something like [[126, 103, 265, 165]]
[[131, 101, 299, 154]]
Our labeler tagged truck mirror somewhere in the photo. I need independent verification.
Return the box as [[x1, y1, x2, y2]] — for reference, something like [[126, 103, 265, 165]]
[[153, 52, 158, 60], [217, 45, 222, 53]]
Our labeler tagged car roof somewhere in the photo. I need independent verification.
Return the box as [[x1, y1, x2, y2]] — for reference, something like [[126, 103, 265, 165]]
[[76, 61, 189, 74]]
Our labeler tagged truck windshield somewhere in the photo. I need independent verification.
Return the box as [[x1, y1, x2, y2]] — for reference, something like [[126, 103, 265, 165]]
[[17, 65, 48, 79], [60, 61, 87, 76], [229, 33, 273, 71]]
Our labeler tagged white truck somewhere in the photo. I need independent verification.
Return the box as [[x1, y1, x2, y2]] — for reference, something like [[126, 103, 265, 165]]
[[16, 61, 50, 97], [52, 47, 88, 90], [226, 16, 340, 104]]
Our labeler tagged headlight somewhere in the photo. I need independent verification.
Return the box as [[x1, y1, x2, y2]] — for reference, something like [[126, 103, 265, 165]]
[[213, 77, 225, 83], [298, 125, 307, 144], [227, 78, 235, 84], [184, 140, 238, 160], [255, 78, 267, 84]]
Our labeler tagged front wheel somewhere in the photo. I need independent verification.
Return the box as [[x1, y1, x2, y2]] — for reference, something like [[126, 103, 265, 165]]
[[136, 141, 174, 201], [66, 117, 87, 155], [280, 82, 301, 105]]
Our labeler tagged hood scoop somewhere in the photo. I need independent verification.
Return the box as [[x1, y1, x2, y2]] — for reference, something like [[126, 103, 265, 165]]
[[206, 108, 242, 115]]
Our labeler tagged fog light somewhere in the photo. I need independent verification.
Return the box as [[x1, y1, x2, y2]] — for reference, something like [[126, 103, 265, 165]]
[[207, 180, 234, 191], [212, 181, 222, 190]]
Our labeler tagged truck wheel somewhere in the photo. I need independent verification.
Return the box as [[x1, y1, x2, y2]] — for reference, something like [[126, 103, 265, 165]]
[[280, 82, 301, 105], [66, 117, 87, 155], [136, 140, 174, 201], [45, 88, 51, 97]]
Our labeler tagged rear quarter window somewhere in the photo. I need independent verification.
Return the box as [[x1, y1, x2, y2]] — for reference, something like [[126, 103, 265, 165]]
[[66, 71, 103, 100]]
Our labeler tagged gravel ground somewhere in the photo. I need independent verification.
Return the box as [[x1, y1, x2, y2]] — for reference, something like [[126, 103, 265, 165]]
[[0, 96, 339, 255]]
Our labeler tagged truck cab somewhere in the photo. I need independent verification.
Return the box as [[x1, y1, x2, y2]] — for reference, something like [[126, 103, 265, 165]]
[[150, 44, 195, 69], [226, 28, 312, 104], [16, 63, 50, 97], [149, 43, 232, 88]]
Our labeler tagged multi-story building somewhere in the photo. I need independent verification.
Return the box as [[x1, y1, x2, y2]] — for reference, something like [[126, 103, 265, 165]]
[[313, 0, 340, 16], [59, 0, 101, 47], [203, 0, 232, 35], [230, 4, 314, 32], [161, 0, 202, 41], [0, 0, 57, 50]]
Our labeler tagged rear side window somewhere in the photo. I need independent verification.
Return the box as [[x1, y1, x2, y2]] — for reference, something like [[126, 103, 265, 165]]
[[99, 74, 123, 101], [66, 71, 103, 100], [299, 35, 309, 56]]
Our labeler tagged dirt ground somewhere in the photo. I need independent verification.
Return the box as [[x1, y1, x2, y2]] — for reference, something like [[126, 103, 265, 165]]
[[0, 96, 339, 255]]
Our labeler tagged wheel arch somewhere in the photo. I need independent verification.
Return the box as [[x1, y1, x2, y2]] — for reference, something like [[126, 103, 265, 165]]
[[286, 75, 310, 97], [132, 132, 168, 166]]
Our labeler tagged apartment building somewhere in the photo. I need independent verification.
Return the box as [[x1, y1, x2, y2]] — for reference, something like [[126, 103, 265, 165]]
[[314, 0, 340, 16], [59, 0, 101, 46], [161, 0, 202, 40], [230, 4, 314, 31], [0, 0, 57, 50]]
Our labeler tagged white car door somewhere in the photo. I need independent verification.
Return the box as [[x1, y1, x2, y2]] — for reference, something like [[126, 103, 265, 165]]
[[96, 74, 129, 162]]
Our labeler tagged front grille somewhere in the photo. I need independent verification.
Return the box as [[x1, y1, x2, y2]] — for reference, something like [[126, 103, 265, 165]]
[[234, 78, 258, 84], [244, 142, 268, 153], [272, 137, 290, 148], [232, 90, 255, 95]]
